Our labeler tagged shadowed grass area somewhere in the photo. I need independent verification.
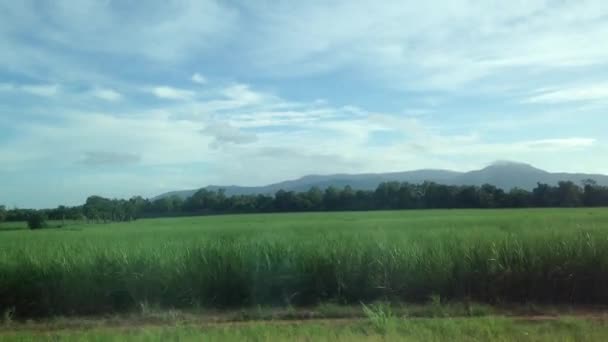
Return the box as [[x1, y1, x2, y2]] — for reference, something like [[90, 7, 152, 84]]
[[2, 208, 608, 318], [0, 220, 83, 232], [2, 316, 608, 341]]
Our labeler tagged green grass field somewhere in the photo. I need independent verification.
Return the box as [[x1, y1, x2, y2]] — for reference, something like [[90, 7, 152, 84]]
[[3, 316, 608, 341], [2, 208, 608, 319]]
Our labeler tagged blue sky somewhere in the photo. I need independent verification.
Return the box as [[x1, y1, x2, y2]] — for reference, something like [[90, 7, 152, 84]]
[[1, 0, 608, 208]]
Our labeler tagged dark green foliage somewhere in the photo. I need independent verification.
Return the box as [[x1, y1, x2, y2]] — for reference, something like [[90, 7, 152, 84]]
[[5, 207, 83, 222], [2, 233, 608, 317], [5, 181, 608, 223], [26, 212, 47, 230], [155, 181, 608, 215], [0, 205, 6, 223]]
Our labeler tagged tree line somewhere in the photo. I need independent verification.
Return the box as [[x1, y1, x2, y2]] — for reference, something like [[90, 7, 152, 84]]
[[1, 180, 608, 225]]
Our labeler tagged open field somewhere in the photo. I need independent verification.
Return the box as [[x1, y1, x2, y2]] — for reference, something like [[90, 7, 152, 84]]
[[2, 208, 608, 319]]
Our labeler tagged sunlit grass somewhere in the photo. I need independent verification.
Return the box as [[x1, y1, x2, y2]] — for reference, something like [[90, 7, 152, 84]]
[[1, 208, 608, 318]]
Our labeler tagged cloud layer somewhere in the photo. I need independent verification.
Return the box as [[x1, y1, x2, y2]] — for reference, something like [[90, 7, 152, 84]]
[[0, 0, 607, 208]]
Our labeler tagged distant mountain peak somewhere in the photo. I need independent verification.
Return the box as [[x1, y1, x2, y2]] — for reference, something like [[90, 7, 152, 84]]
[[483, 161, 546, 173], [489, 160, 533, 168], [154, 161, 608, 200]]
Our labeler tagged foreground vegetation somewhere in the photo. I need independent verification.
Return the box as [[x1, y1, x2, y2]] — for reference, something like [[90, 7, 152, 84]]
[[1, 209, 608, 318], [3, 316, 608, 341]]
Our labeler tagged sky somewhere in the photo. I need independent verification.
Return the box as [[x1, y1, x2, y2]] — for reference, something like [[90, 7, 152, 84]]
[[1, 0, 608, 208]]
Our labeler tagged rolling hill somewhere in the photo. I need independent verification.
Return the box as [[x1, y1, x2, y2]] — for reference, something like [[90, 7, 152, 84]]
[[155, 161, 608, 200]]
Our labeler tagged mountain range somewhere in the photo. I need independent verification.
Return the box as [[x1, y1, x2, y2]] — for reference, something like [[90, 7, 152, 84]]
[[155, 161, 608, 200]]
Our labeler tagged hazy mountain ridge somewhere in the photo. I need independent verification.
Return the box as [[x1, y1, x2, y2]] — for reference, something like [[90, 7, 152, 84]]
[[155, 162, 608, 200]]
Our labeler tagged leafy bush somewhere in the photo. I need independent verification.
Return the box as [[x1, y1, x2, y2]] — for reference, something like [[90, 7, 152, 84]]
[[27, 212, 47, 230], [362, 302, 397, 334]]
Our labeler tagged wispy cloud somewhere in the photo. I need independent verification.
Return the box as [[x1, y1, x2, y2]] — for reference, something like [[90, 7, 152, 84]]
[[1, 1, 607, 208], [191, 73, 207, 84], [200, 121, 258, 148], [526, 84, 608, 104], [1, 79, 604, 207], [240, 1, 608, 90], [21, 84, 59, 97], [151, 86, 195, 101], [0, 83, 59, 97], [221, 84, 265, 105], [0, 1, 237, 63], [521, 138, 595, 150], [91, 88, 122, 102]]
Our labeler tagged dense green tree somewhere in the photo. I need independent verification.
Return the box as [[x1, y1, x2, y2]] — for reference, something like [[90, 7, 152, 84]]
[[423, 182, 455, 208], [274, 190, 299, 211], [255, 194, 275, 212], [532, 183, 557, 207], [456, 186, 479, 208], [184, 189, 226, 212], [374, 182, 400, 209], [152, 197, 176, 214], [81, 196, 143, 222], [302, 187, 323, 210], [353, 190, 374, 210], [7, 179, 608, 222], [582, 180, 608, 207], [56, 205, 67, 226], [127, 196, 147, 219], [27, 212, 47, 230], [396, 183, 418, 209], [227, 195, 257, 212], [556, 181, 583, 207], [83, 196, 112, 222], [507, 188, 532, 207], [0, 205, 6, 223], [339, 185, 356, 210], [4, 208, 33, 221], [323, 186, 342, 210]]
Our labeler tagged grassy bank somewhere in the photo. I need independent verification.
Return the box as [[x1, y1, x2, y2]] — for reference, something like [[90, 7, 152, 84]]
[[3, 316, 608, 341], [1, 209, 608, 318]]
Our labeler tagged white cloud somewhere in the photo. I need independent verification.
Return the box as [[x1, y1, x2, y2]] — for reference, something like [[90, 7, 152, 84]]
[[428, 137, 597, 159], [0, 0, 237, 63], [2, 2, 608, 208], [191, 73, 207, 84], [221, 84, 264, 105], [0, 110, 210, 170], [91, 88, 122, 102], [2, 1, 606, 96], [151, 86, 195, 101], [522, 138, 595, 149], [200, 121, 258, 148], [526, 84, 608, 104], [0, 1, 238, 89], [1, 81, 603, 181], [240, 0, 608, 90]]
